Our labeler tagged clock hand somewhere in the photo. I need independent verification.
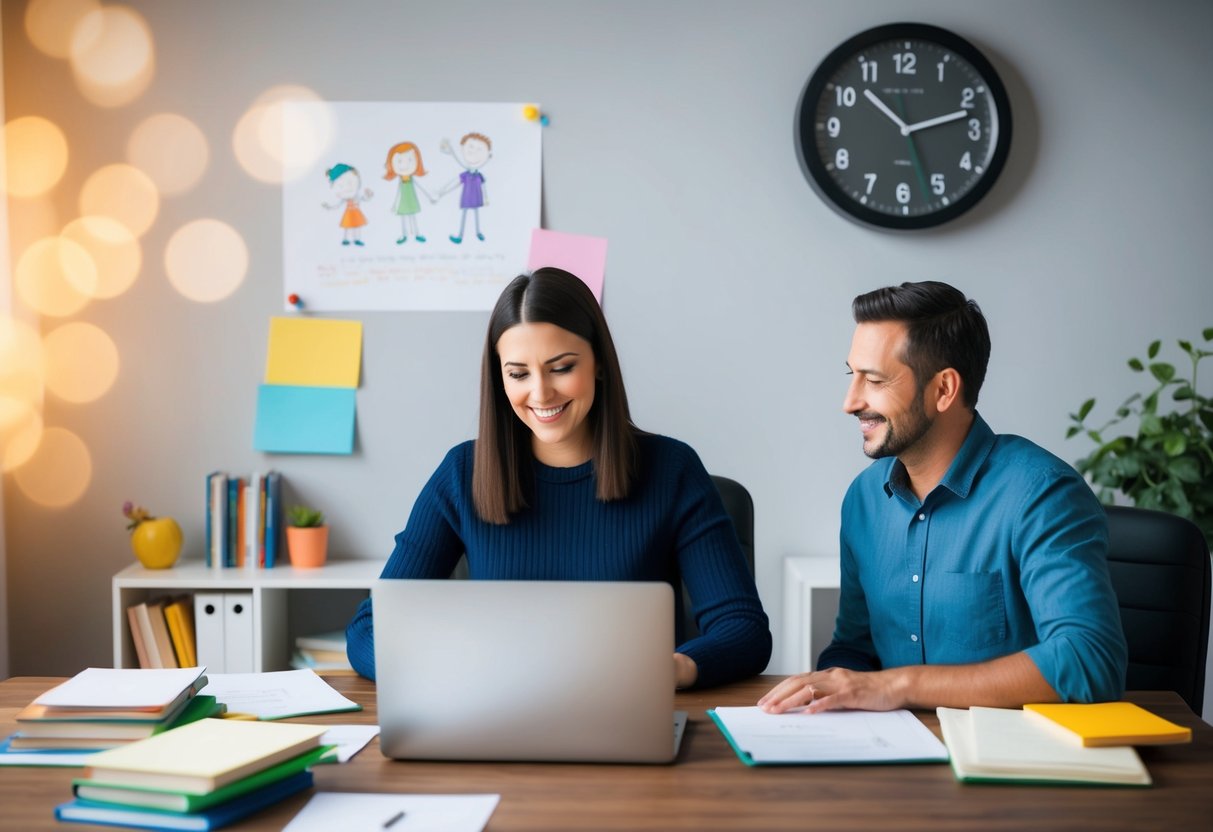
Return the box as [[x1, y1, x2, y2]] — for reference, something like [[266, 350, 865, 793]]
[[903, 109, 969, 135], [862, 89, 909, 132], [896, 94, 932, 203]]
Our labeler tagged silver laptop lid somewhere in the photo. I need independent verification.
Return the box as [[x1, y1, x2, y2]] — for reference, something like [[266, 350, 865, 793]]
[[373, 580, 675, 763]]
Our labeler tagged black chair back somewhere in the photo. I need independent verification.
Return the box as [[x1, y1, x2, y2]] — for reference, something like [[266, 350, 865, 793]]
[[1105, 505, 1210, 715], [680, 476, 755, 641]]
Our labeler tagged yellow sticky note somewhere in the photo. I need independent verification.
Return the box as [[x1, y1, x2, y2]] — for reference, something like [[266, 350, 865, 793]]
[[265, 318, 362, 388]]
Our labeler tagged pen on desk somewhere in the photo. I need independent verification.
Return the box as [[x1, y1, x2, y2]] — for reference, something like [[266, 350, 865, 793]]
[[383, 810, 405, 828]]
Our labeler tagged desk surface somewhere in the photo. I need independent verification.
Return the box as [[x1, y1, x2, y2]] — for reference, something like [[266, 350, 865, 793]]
[[2, 675, 1211, 831]]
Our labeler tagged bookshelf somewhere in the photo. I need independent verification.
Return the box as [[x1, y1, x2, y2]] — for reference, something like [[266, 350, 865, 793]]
[[111, 560, 383, 671]]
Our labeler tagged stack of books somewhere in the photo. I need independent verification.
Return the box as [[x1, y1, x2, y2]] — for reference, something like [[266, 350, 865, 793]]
[[206, 470, 283, 569], [290, 630, 353, 672], [128, 595, 197, 669], [6, 668, 217, 757], [56, 718, 334, 830]]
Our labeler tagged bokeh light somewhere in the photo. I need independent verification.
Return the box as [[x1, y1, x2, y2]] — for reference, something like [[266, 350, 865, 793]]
[[0, 316, 46, 431], [69, 5, 155, 107], [127, 113, 209, 196], [233, 85, 332, 184], [43, 322, 120, 404], [60, 216, 142, 299], [6, 196, 61, 266], [12, 425, 92, 507], [1, 404, 45, 474], [24, 0, 101, 59], [15, 237, 96, 317], [2, 116, 69, 198], [79, 163, 160, 238], [165, 219, 248, 303]]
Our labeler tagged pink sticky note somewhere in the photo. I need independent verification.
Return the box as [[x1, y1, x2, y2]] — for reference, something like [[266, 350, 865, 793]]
[[527, 228, 608, 302]]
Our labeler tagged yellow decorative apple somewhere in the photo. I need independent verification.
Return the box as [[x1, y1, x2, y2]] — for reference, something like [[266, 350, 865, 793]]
[[124, 502, 183, 569]]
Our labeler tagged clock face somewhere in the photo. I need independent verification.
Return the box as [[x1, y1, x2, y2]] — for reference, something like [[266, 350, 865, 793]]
[[796, 23, 1012, 230]]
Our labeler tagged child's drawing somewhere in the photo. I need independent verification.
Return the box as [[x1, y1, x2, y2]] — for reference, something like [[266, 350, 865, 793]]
[[435, 132, 492, 244], [383, 141, 433, 244], [322, 163, 373, 246]]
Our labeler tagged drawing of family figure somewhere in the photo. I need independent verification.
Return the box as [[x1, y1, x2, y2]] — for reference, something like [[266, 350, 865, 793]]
[[322, 163, 374, 246], [322, 131, 492, 247]]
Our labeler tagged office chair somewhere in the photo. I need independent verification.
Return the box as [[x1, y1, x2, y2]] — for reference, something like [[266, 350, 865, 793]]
[[679, 476, 755, 641], [1104, 505, 1211, 715]]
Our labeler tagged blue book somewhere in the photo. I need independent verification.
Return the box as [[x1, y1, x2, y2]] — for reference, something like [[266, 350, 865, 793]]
[[54, 770, 312, 830], [264, 472, 282, 569]]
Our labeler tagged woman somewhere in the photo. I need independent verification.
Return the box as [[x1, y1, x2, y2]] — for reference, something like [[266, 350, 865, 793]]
[[382, 141, 433, 244], [346, 267, 771, 688]]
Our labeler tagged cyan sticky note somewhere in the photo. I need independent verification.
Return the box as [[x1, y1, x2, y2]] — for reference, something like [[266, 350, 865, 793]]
[[253, 384, 356, 455]]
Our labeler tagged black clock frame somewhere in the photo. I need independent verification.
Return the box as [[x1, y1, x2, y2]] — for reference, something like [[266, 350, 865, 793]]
[[795, 22, 1013, 230]]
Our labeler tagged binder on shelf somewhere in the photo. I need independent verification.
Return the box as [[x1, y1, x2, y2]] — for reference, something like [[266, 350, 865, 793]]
[[194, 593, 226, 674]]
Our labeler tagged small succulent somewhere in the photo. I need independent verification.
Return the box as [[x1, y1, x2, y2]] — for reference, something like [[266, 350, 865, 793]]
[[122, 500, 155, 532], [288, 505, 325, 528]]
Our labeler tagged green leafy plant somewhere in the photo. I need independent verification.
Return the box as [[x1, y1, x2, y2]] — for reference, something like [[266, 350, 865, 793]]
[[288, 505, 326, 528], [1067, 328, 1213, 546]]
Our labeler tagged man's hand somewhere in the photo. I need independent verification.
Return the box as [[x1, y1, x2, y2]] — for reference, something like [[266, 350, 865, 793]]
[[757, 667, 905, 714]]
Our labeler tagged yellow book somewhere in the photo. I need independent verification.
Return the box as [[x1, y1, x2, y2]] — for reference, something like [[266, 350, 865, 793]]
[[1024, 702, 1192, 747], [163, 595, 198, 668], [83, 718, 327, 794]]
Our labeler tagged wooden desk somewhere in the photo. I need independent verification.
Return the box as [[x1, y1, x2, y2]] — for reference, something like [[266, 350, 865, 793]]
[[2, 675, 1211, 830]]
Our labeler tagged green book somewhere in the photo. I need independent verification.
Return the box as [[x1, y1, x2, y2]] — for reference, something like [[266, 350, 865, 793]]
[[72, 744, 335, 813]]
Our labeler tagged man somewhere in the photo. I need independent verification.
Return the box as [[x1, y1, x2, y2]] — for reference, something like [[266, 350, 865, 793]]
[[760, 281, 1126, 714]]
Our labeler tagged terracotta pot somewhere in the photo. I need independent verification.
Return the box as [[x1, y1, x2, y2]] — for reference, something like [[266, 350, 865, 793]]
[[286, 526, 329, 569]]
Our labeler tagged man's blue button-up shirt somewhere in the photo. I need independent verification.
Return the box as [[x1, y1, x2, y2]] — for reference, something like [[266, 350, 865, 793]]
[[820, 413, 1128, 703]]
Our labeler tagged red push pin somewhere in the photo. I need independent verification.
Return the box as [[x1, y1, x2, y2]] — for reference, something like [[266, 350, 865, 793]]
[[288, 293, 304, 310]]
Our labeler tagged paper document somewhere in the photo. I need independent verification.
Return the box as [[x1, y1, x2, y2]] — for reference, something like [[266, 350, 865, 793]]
[[710, 706, 948, 765], [283, 792, 500, 832], [319, 724, 379, 763], [200, 669, 360, 720]]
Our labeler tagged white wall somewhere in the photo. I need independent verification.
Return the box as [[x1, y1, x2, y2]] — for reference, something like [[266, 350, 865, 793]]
[[3, 1, 1211, 708]]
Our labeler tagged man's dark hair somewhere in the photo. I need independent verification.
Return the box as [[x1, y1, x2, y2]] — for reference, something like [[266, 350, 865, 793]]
[[852, 281, 991, 408]]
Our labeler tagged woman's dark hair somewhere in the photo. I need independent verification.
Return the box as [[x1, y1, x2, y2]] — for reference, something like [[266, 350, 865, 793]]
[[852, 281, 991, 408], [473, 267, 638, 524]]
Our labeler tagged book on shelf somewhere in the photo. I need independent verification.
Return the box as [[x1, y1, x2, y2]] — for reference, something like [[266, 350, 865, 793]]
[[56, 770, 315, 831], [128, 604, 152, 669], [81, 718, 328, 793], [290, 629, 352, 671], [163, 595, 198, 668], [148, 599, 180, 669], [1023, 701, 1193, 748], [13, 695, 223, 748], [205, 470, 283, 569], [937, 706, 1151, 786], [73, 744, 334, 813]]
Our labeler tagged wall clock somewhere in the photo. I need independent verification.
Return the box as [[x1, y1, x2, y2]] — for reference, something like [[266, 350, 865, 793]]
[[795, 23, 1012, 230]]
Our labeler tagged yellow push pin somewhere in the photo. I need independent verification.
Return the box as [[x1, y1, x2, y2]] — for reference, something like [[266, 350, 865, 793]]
[[522, 104, 540, 121]]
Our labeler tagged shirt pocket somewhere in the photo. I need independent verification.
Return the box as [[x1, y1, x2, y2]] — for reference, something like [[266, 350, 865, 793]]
[[934, 570, 1008, 650]]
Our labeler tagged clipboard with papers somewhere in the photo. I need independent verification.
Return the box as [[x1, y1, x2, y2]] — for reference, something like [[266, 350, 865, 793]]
[[708, 706, 949, 766]]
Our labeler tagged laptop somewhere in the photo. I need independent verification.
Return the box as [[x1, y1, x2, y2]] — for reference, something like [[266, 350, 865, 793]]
[[373, 579, 684, 764]]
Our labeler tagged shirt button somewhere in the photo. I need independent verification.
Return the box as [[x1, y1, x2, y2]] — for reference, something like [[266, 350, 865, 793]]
[[912, 574, 919, 583], [918, 513, 926, 521], [910, 634, 919, 642]]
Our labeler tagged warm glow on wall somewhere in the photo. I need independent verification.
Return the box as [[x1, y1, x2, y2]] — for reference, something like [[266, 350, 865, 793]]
[[1, 405, 45, 474], [12, 426, 93, 507], [6, 195, 61, 266], [69, 5, 155, 107], [24, 0, 101, 59], [43, 322, 119, 404], [165, 219, 249, 303], [127, 113, 209, 197], [78, 163, 160, 238], [60, 216, 141, 299], [2, 116, 70, 198], [233, 85, 331, 184], [15, 237, 96, 317], [0, 317, 46, 428]]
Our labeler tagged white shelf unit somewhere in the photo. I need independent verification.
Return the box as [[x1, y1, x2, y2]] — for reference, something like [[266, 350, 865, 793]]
[[782, 557, 841, 674], [112, 559, 383, 671]]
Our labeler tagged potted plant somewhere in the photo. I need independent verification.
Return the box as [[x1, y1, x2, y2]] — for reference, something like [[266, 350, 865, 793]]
[[123, 501, 183, 569], [1067, 329, 1213, 547], [286, 505, 328, 569]]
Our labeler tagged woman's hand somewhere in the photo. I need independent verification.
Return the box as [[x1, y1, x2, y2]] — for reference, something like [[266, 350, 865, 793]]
[[674, 652, 698, 689]]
